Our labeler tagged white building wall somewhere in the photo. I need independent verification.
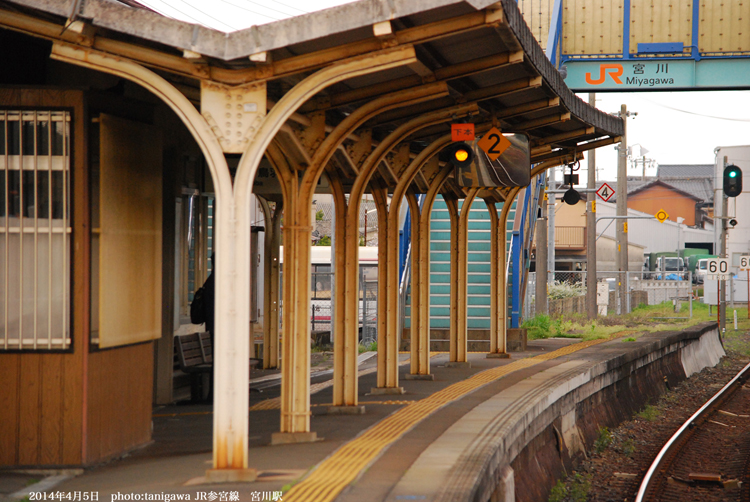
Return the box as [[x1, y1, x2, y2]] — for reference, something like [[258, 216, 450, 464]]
[[595, 201, 713, 255]]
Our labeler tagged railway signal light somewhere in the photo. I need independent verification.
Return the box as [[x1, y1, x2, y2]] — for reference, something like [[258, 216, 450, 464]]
[[448, 142, 474, 168], [724, 164, 742, 197]]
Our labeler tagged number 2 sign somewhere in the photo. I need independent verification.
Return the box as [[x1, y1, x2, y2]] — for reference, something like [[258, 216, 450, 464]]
[[478, 127, 511, 161]]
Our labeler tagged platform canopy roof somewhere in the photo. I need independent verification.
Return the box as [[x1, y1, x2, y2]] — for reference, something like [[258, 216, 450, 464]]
[[2, 0, 623, 199]]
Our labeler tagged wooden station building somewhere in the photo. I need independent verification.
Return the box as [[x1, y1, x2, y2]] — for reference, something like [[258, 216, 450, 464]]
[[0, 0, 622, 476]]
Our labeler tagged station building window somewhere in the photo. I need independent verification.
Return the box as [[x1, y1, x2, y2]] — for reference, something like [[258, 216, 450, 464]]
[[0, 110, 71, 350]]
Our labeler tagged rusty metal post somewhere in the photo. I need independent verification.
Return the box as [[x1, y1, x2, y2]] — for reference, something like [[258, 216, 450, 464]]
[[259, 197, 282, 369]]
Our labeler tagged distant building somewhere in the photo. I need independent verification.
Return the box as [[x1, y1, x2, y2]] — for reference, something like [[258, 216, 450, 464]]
[[607, 164, 714, 229]]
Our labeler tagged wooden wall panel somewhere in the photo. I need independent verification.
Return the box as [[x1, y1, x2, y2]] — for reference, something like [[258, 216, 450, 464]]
[[0, 89, 86, 467], [630, 0, 693, 54], [62, 350, 83, 464], [40, 355, 64, 464], [700, 0, 750, 53], [0, 354, 20, 465], [18, 355, 41, 465], [86, 342, 153, 463], [562, 0, 624, 55], [98, 114, 163, 348]]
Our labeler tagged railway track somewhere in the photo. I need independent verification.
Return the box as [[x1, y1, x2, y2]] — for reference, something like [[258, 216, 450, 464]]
[[635, 361, 750, 502]]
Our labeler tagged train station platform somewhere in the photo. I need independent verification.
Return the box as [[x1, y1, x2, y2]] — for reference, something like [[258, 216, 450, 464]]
[[3, 322, 723, 502]]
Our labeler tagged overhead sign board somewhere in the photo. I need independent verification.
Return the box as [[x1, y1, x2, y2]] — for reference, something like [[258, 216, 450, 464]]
[[596, 183, 614, 202], [707, 258, 730, 281], [655, 209, 669, 223], [564, 59, 750, 92], [455, 133, 530, 188]]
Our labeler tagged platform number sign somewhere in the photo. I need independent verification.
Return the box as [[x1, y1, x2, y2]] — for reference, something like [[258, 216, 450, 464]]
[[707, 258, 730, 281], [477, 127, 511, 161], [740, 255, 750, 271], [596, 183, 615, 202]]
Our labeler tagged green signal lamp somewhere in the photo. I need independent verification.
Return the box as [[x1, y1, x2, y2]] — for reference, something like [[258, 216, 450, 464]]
[[723, 164, 742, 197]]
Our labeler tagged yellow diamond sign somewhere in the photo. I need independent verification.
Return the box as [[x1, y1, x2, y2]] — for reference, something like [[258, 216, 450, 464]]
[[477, 127, 511, 161], [655, 209, 669, 223]]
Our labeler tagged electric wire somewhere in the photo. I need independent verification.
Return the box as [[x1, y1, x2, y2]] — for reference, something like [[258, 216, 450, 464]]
[[269, 0, 309, 13], [141, 0, 241, 31], [225, 0, 305, 18], [641, 97, 750, 122], [215, 0, 287, 21]]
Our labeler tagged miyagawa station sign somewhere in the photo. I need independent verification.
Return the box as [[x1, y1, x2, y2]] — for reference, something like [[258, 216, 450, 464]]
[[564, 59, 750, 91]]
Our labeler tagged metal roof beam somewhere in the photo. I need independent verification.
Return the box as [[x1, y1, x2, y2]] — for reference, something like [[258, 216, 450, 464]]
[[315, 50, 524, 112], [0, 7, 510, 86]]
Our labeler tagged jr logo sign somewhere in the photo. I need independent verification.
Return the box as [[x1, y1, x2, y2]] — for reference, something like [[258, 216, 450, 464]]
[[585, 64, 623, 85]]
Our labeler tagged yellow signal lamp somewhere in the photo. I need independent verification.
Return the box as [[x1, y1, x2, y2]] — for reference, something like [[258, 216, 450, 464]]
[[449, 142, 474, 168]]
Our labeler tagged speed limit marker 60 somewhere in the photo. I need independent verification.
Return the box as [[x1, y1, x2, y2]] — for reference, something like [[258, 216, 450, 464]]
[[741, 255, 750, 271], [707, 258, 730, 280]]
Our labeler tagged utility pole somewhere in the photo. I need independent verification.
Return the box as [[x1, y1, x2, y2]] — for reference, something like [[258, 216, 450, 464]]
[[616, 104, 631, 314], [536, 186, 548, 315], [586, 93, 598, 319], [720, 156, 728, 333], [547, 166, 556, 286]]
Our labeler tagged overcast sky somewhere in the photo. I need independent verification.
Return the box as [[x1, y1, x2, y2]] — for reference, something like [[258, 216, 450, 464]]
[[136, 0, 750, 185]]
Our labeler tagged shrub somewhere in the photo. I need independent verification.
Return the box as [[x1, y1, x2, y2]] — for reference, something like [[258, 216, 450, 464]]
[[548, 480, 567, 502], [621, 438, 636, 457], [636, 404, 660, 421], [593, 426, 612, 453], [523, 314, 552, 339], [548, 280, 585, 300], [569, 473, 591, 502], [315, 209, 325, 221]]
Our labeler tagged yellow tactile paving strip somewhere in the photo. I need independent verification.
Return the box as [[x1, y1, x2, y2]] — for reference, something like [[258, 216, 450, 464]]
[[283, 336, 621, 502], [248, 354, 445, 411]]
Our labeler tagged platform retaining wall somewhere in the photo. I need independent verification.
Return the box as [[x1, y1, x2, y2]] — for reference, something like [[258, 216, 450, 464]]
[[432, 322, 723, 502]]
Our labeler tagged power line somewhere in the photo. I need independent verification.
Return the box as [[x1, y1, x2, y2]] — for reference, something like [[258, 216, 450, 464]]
[[215, 0, 281, 21], [176, 0, 242, 31], [270, 0, 309, 14], [145, 0, 241, 31], [221, 0, 306, 21], [641, 97, 750, 123]]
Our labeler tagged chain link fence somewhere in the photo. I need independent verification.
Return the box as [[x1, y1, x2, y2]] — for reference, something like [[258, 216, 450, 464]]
[[312, 196, 379, 245], [306, 268, 378, 343], [525, 270, 693, 320]]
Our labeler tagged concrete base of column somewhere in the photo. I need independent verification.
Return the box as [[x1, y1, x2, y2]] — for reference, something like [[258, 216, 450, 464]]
[[270, 432, 318, 445], [404, 373, 435, 380], [204, 468, 258, 483], [327, 405, 366, 415], [445, 361, 471, 368], [487, 352, 511, 359], [370, 386, 405, 395]]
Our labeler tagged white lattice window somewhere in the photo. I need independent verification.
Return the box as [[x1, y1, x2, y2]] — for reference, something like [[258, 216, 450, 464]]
[[0, 111, 71, 350]]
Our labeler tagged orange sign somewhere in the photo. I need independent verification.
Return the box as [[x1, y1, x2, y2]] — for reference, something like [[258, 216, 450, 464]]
[[451, 123, 475, 142], [585, 64, 624, 85], [477, 127, 511, 161]]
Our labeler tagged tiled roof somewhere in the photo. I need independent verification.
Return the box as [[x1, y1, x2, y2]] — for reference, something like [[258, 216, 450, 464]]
[[607, 177, 714, 203], [657, 164, 714, 178]]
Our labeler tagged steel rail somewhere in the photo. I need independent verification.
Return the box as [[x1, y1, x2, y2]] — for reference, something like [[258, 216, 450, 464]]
[[635, 359, 750, 502]]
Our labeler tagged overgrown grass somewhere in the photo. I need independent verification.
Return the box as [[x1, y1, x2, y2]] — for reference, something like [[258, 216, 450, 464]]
[[525, 300, 750, 342], [621, 438, 636, 457], [593, 426, 612, 453], [358, 341, 377, 353], [523, 314, 552, 339], [548, 473, 591, 502], [635, 404, 660, 421]]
